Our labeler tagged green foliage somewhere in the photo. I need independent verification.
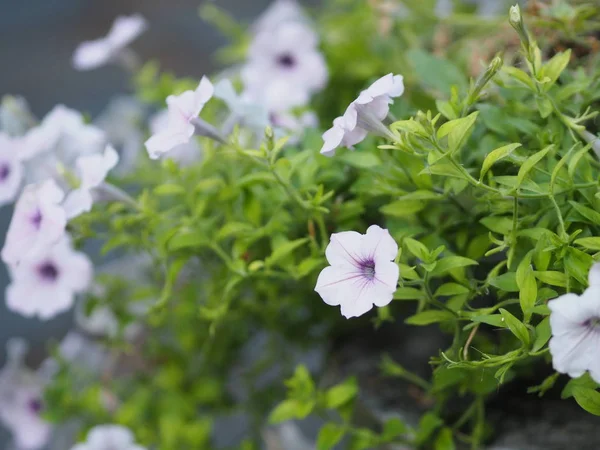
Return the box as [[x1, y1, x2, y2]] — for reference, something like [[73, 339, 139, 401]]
[[45, 0, 600, 449]]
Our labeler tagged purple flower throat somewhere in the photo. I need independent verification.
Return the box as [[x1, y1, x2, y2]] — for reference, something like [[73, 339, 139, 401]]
[[359, 258, 376, 280]]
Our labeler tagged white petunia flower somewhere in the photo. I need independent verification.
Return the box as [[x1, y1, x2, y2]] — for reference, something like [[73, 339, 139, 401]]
[[321, 73, 404, 156], [6, 237, 92, 319], [0, 133, 25, 206], [70, 424, 146, 450], [214, 79, 270, 133], [145, 77, 215, 160], [148, 110, 201, 165], [253, 0, 307, 33], [62, 145, 119, 219], [549, 262, 600, 383], [315, 225, 399, 318], [242, 21, 328, 113], [1, 180, 67, 266], [0, 339, 52, 450], [72, 14, 147, 71]]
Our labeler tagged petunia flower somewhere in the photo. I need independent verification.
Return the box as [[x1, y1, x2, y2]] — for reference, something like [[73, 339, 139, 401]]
[[242, 21, 328, 113], [214, 79, 270, 133], [315, 225, 399, 318], [145, 77, 218, 160], [5, 236, 92, 319], [148, 110, 201, 165], [72, 14, 147, 71], [1, 180, 67, 266], [0, 339, 52, 450], [252, 0, 307, 34], [0, 133, 25, 206], [549, 262, 600, 383], [70, 424, 146, 450], [320, 73, 404, 156], [62, 145, 120, 219]]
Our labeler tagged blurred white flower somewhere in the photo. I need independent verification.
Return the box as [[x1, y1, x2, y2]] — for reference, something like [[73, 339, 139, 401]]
[[214, 79, 270, 133], [242, 21, 328, 113], [145, 77, 214, 160], [6, 237, 92, 319], [315, 225, 399, 318], [321, 73, 404, 156], [0, 339, 52, 450], [95, 97, 146, 174], [62, 145, 120, 219], [253, 0, 307, 33], [0, 133, 25, 206], [148, 110, 201, 165], [549, 262, 600, 383], [70, 425, 146, 450], [72, 14, 147, 71], [1, 180, 66, 266], [0, 95, 35, 136]]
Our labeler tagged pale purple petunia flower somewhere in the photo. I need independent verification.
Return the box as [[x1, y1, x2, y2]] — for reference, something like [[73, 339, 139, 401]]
[[1, 180, 67, 266], [321, 73, 404, 156], [0, 133, 25, 206], [6, 237, 92, 319], [315, 225, 399, 318], [72, 14, 147, 71], [70, 424, 146, 450], [252, 0, 307, 34], [148, 110, 201, 165], [0, 339, 52, 450], [549, 262, 600, 383], [145, 77, 214, 160]]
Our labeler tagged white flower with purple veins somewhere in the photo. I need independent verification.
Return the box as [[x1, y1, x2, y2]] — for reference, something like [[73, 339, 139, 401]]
[[252, 0, 307, 33], [148, 110, 201, 165], [315, 225, 400, 318], [72, 14, 147, 71], [145, 77, 215, 160], [6, 236, 92, 319], [242, 21, 328, 112], [549, 262, 600, 383], [321, 73, 404, 156], [0, 339, 52, 450], [0, 133, 25, 206], [70, 425, 146, 450], [62, 145, 119, 219], [1, 180, 66, 266]]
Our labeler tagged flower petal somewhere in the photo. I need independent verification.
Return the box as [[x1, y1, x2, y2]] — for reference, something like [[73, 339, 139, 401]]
[[325, 231, 364, 268]]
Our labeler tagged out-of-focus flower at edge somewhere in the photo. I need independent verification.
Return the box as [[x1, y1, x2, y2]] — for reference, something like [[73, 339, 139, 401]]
[[315, 225, 400, 318], [1, 180, 67, 266], [70, 425, 146, 450], [0, 96, 36, 136], [148, 110, 201, 165], [549, 262, 600, 384], [62, 145, 119, 219], [6, 236, 92, 319], [0, 133, 25, 206], [72, 14, 147, 71], [145, 77, 214, 160], [321, 73, 404, 156], [214, 79, 270, 133], [0, 339, 52, 450], [252, 0, 307, 34]]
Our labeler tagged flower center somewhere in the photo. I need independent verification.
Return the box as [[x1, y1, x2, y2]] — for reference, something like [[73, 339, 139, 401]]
[[276, 53, 296, 68], [28, 398, 43, 414], [30, 209, 43, 229], [0, 163, 10, 181], [584, 317, 600, 329], [359, 259, 376, 280], [38, 261, 59, 282]]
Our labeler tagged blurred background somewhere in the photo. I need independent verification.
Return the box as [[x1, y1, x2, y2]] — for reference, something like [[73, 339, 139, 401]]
[[0, 0, 322, 369]]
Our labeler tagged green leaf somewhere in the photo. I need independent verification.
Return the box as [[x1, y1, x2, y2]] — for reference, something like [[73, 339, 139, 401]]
[[502, 66, 536, 90], [532, 317, 551, 352], [404, 238, 430, 261], [541, 49, 571, 89], [268, 400, 302, 424], [406, 310, 455, 325], [489, 272, 520, 292], [480, 216, 513, 235], [434, 428, 456, 450], [438, 112, 479, 154], [516, 145, 553, 188], [471, 314, 506, 328], [341, 151, 382, 168], [394, 287, 424, 300], [217, 222, 254, 240], [565, 247, 594, 285], [265, 238, 310, 267], [391, 119, 428, 135], [431, 256, 478, 276], [381, 200, 427, 217], [572, 387, 600, 416], [153, 184, 186, 196], [434, 283, 469, 297], [168, 229, 208, 251], [407, 49, 467, 95], [325, 378, 358, 409], [562, 374, 599, 399], [570, 202, 600, 225], [416, 412, 443, 445], [382, 418, 407, 441], [575, 237, 600, 251], [479, 143, 522, 181], [499, 308, 530, 346], [317, 423, 346, 450], [534, 271, 568, 288], [516, 252, 537, 320]]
